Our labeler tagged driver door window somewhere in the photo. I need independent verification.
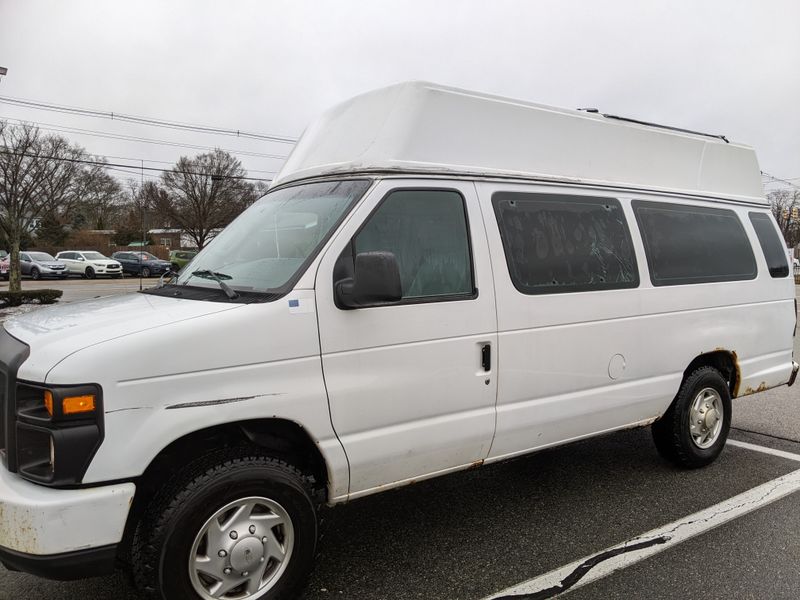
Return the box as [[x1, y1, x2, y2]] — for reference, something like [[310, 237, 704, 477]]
[[352, 189, 475, 301]]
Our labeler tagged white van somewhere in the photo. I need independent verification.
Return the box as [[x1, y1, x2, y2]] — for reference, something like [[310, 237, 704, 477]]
[[0, 82, 796, 599]]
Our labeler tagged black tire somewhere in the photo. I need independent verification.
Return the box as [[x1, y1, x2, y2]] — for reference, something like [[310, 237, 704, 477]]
[[171, 263, 180, 272], [131, 450, 318, 600], [652, 366, 732, 468], [141, 267, 151, 278], [30, 267, 40, 280], [85, 266, 96, 279]]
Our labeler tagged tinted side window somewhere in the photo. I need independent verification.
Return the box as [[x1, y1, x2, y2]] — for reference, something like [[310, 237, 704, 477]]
[[633, 200, 757, 286], [353, 189, 474, 300], [492, 192, 638, 295], [749, 212, 789, 278]]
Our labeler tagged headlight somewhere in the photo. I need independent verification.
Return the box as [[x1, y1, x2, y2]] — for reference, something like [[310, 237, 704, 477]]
[[15, 383, 103, 486]]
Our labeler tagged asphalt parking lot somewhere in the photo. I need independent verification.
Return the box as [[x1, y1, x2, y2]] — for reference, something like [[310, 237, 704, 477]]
[[0, 276, 151, 303], [0, 282, 798, 600]]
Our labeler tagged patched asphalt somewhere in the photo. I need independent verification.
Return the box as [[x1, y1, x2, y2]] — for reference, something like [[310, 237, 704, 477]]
[[566, 489, 800, 600]]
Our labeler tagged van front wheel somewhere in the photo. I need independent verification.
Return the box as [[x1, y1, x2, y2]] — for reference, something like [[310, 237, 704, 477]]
[[132, 451, 318, 600], [652, 366, 732, 468]]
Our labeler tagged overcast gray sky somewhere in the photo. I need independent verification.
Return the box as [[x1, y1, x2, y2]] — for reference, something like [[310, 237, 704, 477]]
[[0, 0, 798, 191]]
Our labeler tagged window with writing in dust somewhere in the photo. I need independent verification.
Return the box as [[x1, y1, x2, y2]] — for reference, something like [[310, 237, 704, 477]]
[[492, 192, 639, 295]]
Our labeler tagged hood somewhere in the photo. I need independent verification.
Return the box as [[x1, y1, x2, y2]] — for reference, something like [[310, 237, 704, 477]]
[[91, 260, 121, 266], [5, 292, 243, 380], [36, 261, 65, 267]]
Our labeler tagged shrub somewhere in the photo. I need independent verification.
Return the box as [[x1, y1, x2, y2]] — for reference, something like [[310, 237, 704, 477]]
[[0, 289, 63, 308]]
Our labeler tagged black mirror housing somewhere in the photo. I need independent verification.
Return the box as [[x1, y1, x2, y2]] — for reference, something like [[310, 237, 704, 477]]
[[335, 251, 402, 308]]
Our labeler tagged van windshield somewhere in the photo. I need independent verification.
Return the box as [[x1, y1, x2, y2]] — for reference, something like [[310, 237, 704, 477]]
[[175, 179, 371, 294]]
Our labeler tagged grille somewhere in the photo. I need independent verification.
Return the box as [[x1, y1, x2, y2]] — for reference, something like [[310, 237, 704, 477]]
[[0, 330, 30, 471]]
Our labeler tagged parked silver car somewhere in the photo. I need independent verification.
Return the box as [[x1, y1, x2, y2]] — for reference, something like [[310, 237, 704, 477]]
[[19, 251, 68, 280]]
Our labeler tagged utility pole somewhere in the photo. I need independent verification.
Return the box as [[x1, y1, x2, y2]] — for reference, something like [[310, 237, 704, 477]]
[[140, 159, 145, 291]]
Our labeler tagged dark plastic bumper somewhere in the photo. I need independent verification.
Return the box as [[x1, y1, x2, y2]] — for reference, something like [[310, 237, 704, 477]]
[[0, 543, 117, 580]]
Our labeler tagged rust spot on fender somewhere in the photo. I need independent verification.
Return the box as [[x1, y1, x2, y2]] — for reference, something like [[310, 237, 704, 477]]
[[468, 459, 484, 470]]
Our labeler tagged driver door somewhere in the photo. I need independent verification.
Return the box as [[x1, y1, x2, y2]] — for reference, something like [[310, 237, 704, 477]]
[[315, 179, 498, 498]]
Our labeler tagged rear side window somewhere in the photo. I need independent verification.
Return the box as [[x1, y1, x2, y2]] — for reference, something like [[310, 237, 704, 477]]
[[353, 189, 474, 300], [492, 192, 639, 295], [633, 201, 757, 286], [749, 212, 789, 278]]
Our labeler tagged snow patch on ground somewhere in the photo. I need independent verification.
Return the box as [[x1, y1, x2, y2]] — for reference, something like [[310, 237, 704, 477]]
[[0, 303, 47, 323]]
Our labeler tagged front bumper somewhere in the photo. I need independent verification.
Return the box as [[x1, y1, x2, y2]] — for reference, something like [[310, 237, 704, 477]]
[[0, 543, 117, 580], [94, 265, 122, 275], [0, 466, 134, 573]]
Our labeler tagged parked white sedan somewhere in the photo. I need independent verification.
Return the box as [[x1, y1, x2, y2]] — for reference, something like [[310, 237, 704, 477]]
[[55, 250, 123, 279]]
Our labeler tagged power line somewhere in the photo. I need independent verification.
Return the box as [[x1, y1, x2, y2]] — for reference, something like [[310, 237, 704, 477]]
[[762, 171, 800, 191], [0, 149, 272, 182], [0, 95, 298, 144], [0, 115, 288, 160], [105, 166, 165, 180], [94, 153, 277, 175]]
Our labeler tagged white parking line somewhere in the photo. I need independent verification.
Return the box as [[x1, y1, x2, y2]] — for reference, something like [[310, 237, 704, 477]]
[[484, 441, 800, 600]]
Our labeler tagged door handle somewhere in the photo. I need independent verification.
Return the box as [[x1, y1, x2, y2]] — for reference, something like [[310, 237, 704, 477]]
[[481, 344, 491, 372]]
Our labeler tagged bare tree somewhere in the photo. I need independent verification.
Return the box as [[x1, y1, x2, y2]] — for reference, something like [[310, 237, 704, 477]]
[[73, 166, 123, 230], [767, 188, 800, 248], [0, 122, 92, 291], [158, 150, 258, 249]]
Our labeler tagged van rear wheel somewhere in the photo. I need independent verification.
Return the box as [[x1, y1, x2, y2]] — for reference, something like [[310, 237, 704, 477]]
[[652, 366, 731, 468], [131, 451, 318, 600]]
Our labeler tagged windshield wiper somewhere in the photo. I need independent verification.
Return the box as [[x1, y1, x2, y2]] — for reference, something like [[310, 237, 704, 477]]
[[190, 269, 240, 300]]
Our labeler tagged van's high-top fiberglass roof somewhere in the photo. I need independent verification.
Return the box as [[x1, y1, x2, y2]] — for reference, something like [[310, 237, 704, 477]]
[[272, 81, 766, 205]]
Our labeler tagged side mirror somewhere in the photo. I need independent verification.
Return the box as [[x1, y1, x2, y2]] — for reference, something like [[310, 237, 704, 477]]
[[78, 256, 85, 261], [335, 251, 402, 309]]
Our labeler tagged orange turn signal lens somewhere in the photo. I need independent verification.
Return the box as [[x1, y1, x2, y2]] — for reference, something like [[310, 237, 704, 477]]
[[62, 394, 96, 415], [44, 390, 54, 416]]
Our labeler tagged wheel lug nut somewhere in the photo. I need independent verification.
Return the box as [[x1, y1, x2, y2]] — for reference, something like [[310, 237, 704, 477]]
[[218, 550, 227, 558], [249, 525, 257, 534], [242, 571, 249, 577], [223, 567, 232, 575], [262, 536, 268, 543], [230, 531, 238, 540], [260, 557, 265, 563]]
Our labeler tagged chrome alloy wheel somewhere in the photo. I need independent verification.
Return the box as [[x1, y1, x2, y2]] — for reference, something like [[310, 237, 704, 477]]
[[189, 496, 295, 600], [689, 387, 724, 449]]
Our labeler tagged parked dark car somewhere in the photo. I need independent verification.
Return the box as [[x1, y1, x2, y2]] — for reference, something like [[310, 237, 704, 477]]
[[111, 251, 172, 277], [20, 251, 68, 280]]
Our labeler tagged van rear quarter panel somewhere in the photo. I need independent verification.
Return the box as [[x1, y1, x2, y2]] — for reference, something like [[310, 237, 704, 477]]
[[476, 181, 795, 460]]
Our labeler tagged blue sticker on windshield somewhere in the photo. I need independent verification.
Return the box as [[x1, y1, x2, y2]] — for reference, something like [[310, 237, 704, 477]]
[[288, 299, 300, 308]]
